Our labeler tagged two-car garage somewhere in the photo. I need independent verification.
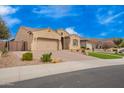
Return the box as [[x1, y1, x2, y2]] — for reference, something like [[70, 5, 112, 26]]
[[31, 29, 62, 51], [36, 38, 59, 51]]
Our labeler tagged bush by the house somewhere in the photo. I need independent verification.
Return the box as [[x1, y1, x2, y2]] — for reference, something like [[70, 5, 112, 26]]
[[81, 46, 86, 49], [41, 52, 52, 63], [112, 48, 118, 54], [22, 52, 33, 61]]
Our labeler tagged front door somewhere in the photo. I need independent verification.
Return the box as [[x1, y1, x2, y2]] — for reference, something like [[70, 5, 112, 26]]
[[61, 37, 64, 49]]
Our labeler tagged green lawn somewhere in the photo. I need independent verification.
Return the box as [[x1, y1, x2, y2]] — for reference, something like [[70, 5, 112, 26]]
[[112, 53, 124, 57], [88, 52, 123, 59]]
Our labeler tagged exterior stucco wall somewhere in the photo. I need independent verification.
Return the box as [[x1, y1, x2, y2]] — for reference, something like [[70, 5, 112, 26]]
[[69, 35, 81, 50], [31, 29, 62, 51], [56, 30, 69, 37], [33, 29, 61, 40], [15, 27, 33, 50], [56, 30, 81, 50]]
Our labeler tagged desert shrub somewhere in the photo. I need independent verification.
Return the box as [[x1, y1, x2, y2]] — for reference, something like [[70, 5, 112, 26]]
[[86, 48, 90, 50], [0, 48, 8, 57], [81, 49, 85, 53], [119, 51, 122, 53], [81, 46, 86, 49], [76, 49, 80, 52], [22, 52, 33, 61], [112, 48, 118, 54], [41, 52, 52, 63], [112, 48, 118, 52]]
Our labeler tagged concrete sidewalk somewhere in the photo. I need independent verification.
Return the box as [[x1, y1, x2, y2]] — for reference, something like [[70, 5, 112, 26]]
[[0, 58, 124, 85]]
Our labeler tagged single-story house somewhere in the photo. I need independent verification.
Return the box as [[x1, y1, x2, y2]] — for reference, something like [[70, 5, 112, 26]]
[[80, 38, 112, 50], [80, 38, 93, 50], [87, 39, 108, 49], [87, 39, 116, 51], [15, 26, 81, 51]]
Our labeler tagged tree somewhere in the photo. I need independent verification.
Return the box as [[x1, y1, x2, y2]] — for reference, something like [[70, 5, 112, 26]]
[[119, 41, 124, 47], [0, 17, 10, 40], [102, 41, 115, 51], [113, 38, 123, 48]]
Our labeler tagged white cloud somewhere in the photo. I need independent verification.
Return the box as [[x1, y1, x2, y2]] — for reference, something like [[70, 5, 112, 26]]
[[96, 7, 124, 37], [97, 10, 124, 25], [0, 6, 18, 16], [3, 16, 21, 27], [0, 6, 20, 27], [99, 32, 107, 36], [33, 6, 78, 18], [65, 27, 80, 36], [103, 12, 124, 24]]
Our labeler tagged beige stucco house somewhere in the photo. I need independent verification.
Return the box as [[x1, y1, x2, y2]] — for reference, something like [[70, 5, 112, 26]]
[[15, 26, 81, 51]]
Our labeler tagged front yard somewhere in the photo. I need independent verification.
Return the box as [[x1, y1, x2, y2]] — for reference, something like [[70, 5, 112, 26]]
[[1, 50, 123, 68], [88, 52, 124, 59], [0, 50, 95, 68]]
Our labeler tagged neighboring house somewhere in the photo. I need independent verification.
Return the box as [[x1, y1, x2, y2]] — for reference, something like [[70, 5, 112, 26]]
[[80, 38, 93, 50], [80, 38, 115, 50], [100, 40, 116, 49], [15, 26, 81, 51], [88, 39, 100, 49], [88, 39, 116, 49]]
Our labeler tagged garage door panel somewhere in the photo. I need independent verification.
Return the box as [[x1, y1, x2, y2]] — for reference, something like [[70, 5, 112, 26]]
[[36, 38, 58, 51]]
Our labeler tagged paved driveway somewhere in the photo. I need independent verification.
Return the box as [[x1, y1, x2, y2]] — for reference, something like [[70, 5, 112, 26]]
[[1, 65, 124, 88]]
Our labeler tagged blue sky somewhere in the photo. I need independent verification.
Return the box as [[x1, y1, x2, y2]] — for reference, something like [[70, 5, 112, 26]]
[[0, 5, 124, 39]]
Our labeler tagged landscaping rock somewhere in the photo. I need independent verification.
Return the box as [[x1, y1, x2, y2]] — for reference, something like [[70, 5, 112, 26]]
[[51, 58, 61, 63]]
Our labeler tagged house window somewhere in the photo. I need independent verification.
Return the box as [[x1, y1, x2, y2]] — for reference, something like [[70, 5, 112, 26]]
[[73, 39, 78, 46]]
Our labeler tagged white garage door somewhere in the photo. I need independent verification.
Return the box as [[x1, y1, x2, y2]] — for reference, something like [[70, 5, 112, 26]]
[[36, 38, 59, 51]]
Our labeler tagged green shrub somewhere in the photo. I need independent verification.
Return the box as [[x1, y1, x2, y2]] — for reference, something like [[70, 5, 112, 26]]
[[0, 48, 8, 57], [41, 52, 52, 63], [112, 48, 118, 52], [81, 49, 85, 53], [22, 52, 33, 61], [81, 46, 86, 49]]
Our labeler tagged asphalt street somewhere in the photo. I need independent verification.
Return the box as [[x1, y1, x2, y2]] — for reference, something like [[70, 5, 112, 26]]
[[1, 65, 124, 88]]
